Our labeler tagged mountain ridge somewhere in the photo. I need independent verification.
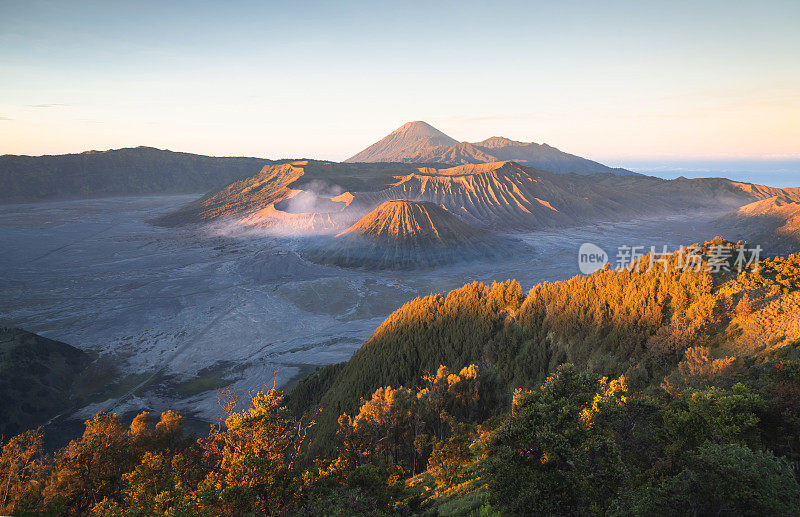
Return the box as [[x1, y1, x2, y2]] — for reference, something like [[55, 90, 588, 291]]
[[717, 191, 800, 254], [159, 159, 795, 238], [345, 121, 635, 175], [0, 146, 271, 203]]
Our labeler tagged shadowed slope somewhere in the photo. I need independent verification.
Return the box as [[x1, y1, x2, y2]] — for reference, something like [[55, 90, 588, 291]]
[[0, 328, 91, 437]]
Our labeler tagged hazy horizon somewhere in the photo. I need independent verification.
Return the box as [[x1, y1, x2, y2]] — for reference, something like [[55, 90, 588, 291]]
[[2, 140, 798, 188], [2, 0, 798, 166]]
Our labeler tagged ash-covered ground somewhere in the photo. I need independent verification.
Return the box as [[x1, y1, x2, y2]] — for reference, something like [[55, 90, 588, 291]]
[[0, 194, 721, 433]]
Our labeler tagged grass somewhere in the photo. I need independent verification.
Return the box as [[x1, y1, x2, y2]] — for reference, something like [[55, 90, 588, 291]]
[[174, 371, 231, 397]]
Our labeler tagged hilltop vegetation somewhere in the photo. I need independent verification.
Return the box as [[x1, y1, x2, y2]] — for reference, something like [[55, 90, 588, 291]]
[[0, 147, 269, 203], [3, 239, 800, 515], [293, 238, 800, 450]]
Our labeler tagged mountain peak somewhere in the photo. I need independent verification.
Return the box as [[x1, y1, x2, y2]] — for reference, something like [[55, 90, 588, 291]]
[[475, 136, 526, 149], [393, 120, 446, 136], [345, 122, 457, 163]]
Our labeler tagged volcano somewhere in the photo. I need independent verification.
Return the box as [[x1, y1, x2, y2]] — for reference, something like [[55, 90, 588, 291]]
[[303, 200, 519, 269], [345, 121, 634, 175], [345, 121, 458, 163], [159, 158, 789, 236]]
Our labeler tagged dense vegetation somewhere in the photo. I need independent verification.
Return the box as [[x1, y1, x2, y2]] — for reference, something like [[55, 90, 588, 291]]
[[0, 147, 269, 202], [3, 238, 800, 515], [295, 238, 793, 450]]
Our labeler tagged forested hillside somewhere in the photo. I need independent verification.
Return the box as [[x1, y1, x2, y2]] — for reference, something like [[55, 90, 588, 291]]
[[3, 239, 800, 515], [293, 238, 799, 446]]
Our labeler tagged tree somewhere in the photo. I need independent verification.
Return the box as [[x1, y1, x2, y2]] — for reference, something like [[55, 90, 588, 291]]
[[0, 428, 47, 515], [427, 423, 471, 488], [662, 383, 764, 454], [338, 386, 414, 468], [487, 365, 627, 515], [199, 388, 314, 515], [96, 451, 204, 516], [43, 412, 131, 513], [337, 364, 482, 474]]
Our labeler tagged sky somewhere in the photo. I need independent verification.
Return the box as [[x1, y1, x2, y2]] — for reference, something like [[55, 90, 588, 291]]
[[1, 0, 798, 181]]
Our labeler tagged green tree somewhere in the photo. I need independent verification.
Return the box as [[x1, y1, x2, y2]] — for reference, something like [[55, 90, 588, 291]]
[[428, 427, 471, 488], [662, 383, 764, 455], [487, 365, 627, 515]]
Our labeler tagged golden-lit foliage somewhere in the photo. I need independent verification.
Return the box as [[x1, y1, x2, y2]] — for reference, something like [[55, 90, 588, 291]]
[[661, 346, 738, 395], [302, 240, 800, 454], [337, 364, 481, 477], [44, 410, 188, 515], [579, 375, 628, 429], [0, 428, 45, 515], [4, 241, 800, 515], [198, 388, 315, 516]]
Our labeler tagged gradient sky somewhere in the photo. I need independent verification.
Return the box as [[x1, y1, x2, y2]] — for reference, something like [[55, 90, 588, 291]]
[[1, 0, 798, 168]]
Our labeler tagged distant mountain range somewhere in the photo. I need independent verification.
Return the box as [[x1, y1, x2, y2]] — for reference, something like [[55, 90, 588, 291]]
[[157, 158, 800, 267], [4, 128, 797, 260], [0, 147, 270, 203], [160, 159, 770, 230], [0, 123, 629, 204], [346, 121, 634, 175]]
